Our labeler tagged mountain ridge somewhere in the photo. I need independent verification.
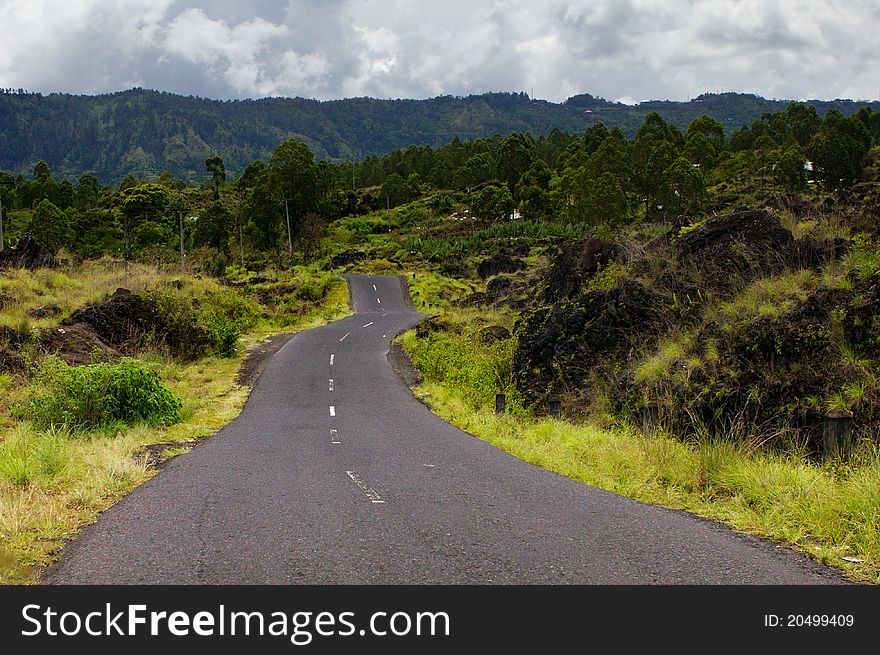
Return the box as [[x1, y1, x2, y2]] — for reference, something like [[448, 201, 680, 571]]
[[1, 87, 878, 184]]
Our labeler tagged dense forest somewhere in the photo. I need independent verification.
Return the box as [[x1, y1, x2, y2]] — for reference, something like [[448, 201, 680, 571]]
[[1, 87, 878, 183], [1, 99, 878, 275]]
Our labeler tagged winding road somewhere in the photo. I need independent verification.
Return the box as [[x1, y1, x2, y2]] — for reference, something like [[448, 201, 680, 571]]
[[47, 275, 842, 584]]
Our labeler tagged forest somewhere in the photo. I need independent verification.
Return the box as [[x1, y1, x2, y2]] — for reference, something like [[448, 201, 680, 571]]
[[1, 100, 878, 272], [1, 86, 878, 183]]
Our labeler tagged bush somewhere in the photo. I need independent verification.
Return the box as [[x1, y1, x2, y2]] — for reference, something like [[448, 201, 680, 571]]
[[24, 356, 183, 431]]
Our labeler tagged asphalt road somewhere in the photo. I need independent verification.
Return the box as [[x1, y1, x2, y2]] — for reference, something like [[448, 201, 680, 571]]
[[46, 275, 842, 584]]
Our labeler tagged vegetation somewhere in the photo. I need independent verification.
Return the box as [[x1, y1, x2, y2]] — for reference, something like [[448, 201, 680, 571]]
[[2, 94, 879, 584]]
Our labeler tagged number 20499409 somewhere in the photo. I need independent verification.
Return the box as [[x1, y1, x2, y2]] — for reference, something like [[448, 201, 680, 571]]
[[764, 614, 854, 628]]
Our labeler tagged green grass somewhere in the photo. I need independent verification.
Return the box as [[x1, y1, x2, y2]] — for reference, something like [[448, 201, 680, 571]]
[[0, 262, 352, 584], [402, 324, 880, 583]]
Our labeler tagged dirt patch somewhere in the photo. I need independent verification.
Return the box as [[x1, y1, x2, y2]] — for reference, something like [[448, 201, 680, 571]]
[[27, 303, 62, 319], [387, 341, 422, 388], [37, 323, 118, 365], [236, 333, 296, 387], [133, 440, 200, 470]]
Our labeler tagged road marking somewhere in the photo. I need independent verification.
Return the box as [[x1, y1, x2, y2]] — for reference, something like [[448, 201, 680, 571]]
[[381, 312, 388, 317], [377, 297, 381, 304], [362, 321, 374, 328], [329, 405, 336, 417], [382, 334, 386, 338], [329, 379, 334, 391], [339, 332, 350, 342], [330, 354, 335, 365], [346, 471, 385, 504], [422, 464, 435, 468], [372, 284, 377, 291], [330, 429, 339, 444]]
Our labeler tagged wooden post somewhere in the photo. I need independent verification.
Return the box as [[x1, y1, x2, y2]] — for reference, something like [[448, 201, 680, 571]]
[[548, 397, 562, 419], [642, 402, 660, 434], [495, 392, 506, 415], [823, 409, 854, 459]]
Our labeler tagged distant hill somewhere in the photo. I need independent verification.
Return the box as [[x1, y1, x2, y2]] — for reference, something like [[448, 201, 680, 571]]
[[1, 88, 877, 184]]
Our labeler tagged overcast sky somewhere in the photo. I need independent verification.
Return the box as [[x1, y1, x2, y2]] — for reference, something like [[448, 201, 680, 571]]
[[0, 0, 877, 104]]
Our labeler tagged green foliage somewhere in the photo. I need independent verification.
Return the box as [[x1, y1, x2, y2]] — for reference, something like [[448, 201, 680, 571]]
[[404, 328, 515, 410], [23, 356, 183, 431]]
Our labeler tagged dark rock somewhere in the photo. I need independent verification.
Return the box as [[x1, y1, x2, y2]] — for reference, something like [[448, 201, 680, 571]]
[[0, 236, 57, 269], [769, 193, 814, 217], [37, 323, 118, 366], [63, 288, 159, 347], [477, 253, 524, 279], [329, 249, 367, 269], [542, 238, 613, 302], [676, 208, 793, 279], [486, 276, 513, 294], [792, 237, 849, 268], [514, 279, 668, 406], [0, 292, 15, 310], [27, 303, 62, 319], [478, 325, 511, 344], [0, 346, 24, 372], [506, 243, 530, 257], [440, 257, 470, 279]]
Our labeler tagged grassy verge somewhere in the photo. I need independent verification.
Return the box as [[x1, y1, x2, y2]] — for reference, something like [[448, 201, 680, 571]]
[[0, 266, 350, 584], [401, 326, 880, 584]]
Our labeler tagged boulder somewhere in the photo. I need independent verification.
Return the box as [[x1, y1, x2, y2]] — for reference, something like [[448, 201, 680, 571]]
[[0, 236, 56, 270]]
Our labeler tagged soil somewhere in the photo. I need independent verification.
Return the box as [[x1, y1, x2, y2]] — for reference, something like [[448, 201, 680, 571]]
[[27, 303, 62, 319], [236, 333, 296, 387], [37, 323, 118, 365], [386, 341, 422, 388]]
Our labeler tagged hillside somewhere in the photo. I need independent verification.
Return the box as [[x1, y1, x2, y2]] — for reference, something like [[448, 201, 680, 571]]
[[1, 88, 878, 183]]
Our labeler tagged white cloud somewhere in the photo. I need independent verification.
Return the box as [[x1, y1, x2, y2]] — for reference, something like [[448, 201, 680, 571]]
[[0, 0, 877, 102]]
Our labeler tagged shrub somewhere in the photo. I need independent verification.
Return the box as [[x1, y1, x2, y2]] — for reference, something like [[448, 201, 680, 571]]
[[24, 356, 183, 431]]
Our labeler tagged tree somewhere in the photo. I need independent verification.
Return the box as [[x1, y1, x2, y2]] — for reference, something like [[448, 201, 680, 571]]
[[686, 115, 725, 148], [74, 172, 102, 211], [809, 111, 871, 190], [268, 138, 324, 241], [193, 202, 233, 252], [587, 172, 628, 225], [659, 157, 704, 216], [205, 156, 226, 201], [516, 159, 552, 219], [379, 173, 410, 208], [498, 133, 535, 194], [771, 147, 808, 192], [471, 184, 514, 221], [27, 199, 71, 251]]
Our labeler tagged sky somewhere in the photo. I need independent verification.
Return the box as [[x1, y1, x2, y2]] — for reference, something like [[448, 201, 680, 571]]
[[0, 0, 878, 104]]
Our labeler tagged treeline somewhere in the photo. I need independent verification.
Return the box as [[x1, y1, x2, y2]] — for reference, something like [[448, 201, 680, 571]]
[[1, 102, 878, 273], [1, 87, 878, 183]]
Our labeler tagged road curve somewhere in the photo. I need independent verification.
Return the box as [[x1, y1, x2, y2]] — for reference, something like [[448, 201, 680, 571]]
[[47, 275, 843, 584]]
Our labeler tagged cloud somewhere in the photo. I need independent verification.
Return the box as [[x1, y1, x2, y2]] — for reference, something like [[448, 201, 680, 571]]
[[0, 0, 877, 102]]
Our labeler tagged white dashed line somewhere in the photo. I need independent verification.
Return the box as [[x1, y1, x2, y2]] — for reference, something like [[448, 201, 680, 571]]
[[330, 429, 340, 444], [329, 379, 334, 391], [346, 471, 385, 504], [329, 405, 336, 417], [339, 332, 350, 342], [330, 354, 335, 365], [377, 297, 381, 304], [372, 284, 377, 291], [381, 312, 388, 317], [362, 322, 374, 328]]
